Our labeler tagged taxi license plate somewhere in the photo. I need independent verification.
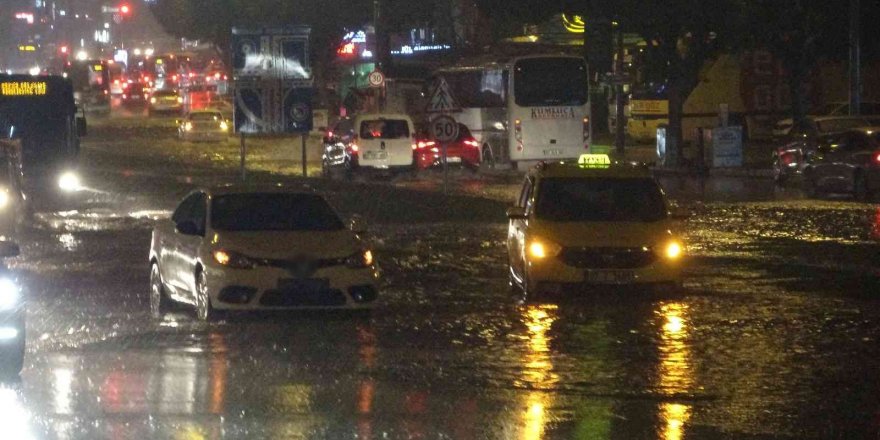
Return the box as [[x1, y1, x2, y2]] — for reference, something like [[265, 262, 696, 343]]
[[585, 270, 636, 284], [543, 149, 563, 156], [363, 151, 388, 160]]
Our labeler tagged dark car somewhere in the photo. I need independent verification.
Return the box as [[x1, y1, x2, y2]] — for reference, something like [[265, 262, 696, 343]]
[[803, 127, 880, 200], [0, 240, 23, 375], [121, 82, 150, 106], [321, 117, 358, 179], [772, 116, 877, 184]]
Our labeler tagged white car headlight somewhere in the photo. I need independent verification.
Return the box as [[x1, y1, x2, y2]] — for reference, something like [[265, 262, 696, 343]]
[[58, 172, 81, 192], [0, 278, 19, 311], [0, 189, 9, 209]]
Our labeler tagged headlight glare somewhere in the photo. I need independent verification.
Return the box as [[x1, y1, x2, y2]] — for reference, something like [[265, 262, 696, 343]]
[[346, 250, 374, 268], [0, 189, 9, 208], [0, 278, 19, 311], [528, 238, 561, 259], [664, 241, 683, 259], [213, 250, 256, 269], [58, 172, 81, 192]]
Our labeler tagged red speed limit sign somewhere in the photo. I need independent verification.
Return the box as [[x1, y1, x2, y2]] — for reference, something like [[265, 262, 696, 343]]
[[431, 115, 458, 142]]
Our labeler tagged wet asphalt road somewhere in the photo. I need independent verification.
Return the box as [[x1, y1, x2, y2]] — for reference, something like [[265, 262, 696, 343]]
[[3, 113, 880, 439]]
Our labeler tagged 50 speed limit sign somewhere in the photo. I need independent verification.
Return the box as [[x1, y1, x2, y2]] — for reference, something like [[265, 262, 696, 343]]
[[431, 115, 459, 143]]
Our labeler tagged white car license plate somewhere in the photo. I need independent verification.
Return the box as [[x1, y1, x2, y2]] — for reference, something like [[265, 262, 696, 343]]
[[543, 149, 563, 156], [364, 151, 388, 160], [585, 270, 636, 284], [446, 157, 461, 163]]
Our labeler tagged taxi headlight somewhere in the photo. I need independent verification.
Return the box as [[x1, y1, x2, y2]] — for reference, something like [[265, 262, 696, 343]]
[[150, 97, 157, 104], [0, 278, 19, 311], [528, 238, 562, 260], [0, 189, 9, 209], [213, 249, 256, 269], [58, 172, 81, 192], [664, 241, 684, 259], [346, 250, 374, 268], [219, 121, 229, 131], [184, 121, 193, 131]]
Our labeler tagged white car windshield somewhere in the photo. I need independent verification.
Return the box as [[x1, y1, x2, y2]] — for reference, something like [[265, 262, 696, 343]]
[[211, 193, 344, 231]]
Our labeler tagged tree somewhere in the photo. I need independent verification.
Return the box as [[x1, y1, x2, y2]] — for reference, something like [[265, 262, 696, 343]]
[[749, 1, 850, 126]]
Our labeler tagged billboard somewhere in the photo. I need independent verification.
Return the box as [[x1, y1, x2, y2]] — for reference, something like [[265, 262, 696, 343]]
[[232, 26, 313, 134]]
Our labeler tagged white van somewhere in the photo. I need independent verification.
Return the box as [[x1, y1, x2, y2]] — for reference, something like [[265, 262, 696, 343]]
[[353, 113, 415, 172]]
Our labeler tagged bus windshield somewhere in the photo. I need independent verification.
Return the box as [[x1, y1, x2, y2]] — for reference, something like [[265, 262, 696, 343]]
[[513, 58, 588, 107]]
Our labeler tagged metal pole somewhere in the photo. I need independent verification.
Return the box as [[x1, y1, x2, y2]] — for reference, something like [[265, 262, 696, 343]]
[[614, 24, 625, 158], [849, 0, 861, 115], [239, 132, 246, 182], [301, 133, 307, 177], [442, 142, 449, 196]]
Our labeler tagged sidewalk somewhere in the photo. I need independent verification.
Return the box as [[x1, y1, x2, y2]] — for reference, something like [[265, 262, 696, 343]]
[[591, 138, 775, 178]]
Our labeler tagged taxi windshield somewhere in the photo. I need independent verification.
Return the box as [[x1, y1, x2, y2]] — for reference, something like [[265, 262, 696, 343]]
[[535, 177, 667, 222]]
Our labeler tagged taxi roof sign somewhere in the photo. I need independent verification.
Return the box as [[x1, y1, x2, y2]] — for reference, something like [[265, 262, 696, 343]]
[[578, 153, 611, 168]]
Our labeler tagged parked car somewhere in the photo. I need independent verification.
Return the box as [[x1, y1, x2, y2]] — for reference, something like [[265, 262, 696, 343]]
[[149, 186, 379, 320], [772, 116, 877, 183], [0, 240, 24, 375], [322, 117, 357, 179], [414, 123, 481, 171], [803, 127, 880, 200], [322, 113, 415, 178], [773, 102, 880, 138], [148, 89, 183, 116], [177, 111, 229, 142]]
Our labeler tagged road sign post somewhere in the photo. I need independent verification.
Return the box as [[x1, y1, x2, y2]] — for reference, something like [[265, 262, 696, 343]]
[[431, 115, 459, 195], [232, 26, 313, 177], [426, 77, 460, 195]]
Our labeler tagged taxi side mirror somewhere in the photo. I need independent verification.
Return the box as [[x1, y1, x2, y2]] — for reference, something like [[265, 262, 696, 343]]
[[506, 206, 527, 219]]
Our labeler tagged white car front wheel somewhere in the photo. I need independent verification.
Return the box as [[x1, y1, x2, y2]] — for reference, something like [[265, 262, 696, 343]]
[[195, 270, 216, 321]]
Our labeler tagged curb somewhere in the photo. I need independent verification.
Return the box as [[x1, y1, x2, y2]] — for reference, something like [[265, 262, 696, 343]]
[[651, 166, 773, 178]]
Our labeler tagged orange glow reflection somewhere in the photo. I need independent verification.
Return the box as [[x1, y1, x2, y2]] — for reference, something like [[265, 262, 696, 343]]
[[519, 304, 559, 440], [656, 302, 693, 439]]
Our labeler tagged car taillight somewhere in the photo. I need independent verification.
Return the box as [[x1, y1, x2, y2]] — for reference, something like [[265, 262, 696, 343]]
[[463, 139, 479, 148], [350, 144, 359, 153], [414, 140, 435, 150], [583, 116, 590, 142], [874, 151, 880, 165]]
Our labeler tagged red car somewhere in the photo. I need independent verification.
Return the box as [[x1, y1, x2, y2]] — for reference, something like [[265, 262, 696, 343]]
[[414, 123, 481, 170]]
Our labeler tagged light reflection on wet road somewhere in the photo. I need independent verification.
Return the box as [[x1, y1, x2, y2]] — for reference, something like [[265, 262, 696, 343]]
[[3, 118, 880, 439]]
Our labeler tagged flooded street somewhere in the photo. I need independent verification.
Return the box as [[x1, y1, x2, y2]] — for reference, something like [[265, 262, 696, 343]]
[[4, 118, 880, 439]]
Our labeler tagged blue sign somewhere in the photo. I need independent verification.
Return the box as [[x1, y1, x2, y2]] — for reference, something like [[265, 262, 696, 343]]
[[232, 26, 313, 134]]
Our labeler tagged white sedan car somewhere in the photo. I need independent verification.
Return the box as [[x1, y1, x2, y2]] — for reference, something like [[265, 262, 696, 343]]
[[177, 111, 229, 142], [149, 186, 379, 320]]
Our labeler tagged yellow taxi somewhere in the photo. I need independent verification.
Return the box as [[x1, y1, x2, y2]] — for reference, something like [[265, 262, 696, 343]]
[[506, 154, 685, 299]]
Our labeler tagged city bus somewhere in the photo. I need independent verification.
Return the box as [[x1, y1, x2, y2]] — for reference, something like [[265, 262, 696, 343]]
[[65, 60, 111, 114], [431, 54, 590, 169]]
